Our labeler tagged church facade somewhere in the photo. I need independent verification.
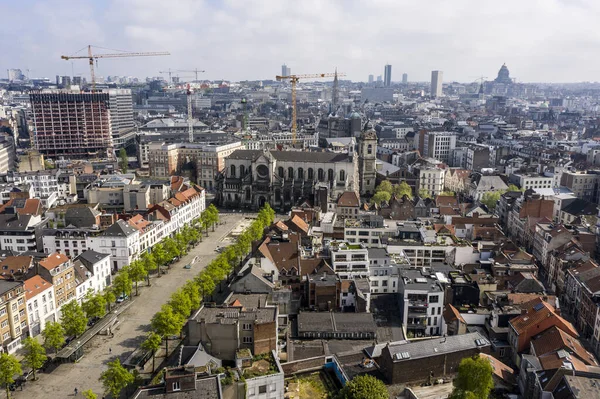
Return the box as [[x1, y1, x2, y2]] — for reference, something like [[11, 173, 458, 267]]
[[216, 149, 359, 210]]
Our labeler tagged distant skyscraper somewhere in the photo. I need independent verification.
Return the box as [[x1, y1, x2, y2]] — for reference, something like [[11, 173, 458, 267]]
[[402, 73, 408, 84], [377, 75, 382, 84], [368, 75, 374, 84], [384, 64, 392, 87], [281, 64, 291, 77], [431, 70, 443, 97]]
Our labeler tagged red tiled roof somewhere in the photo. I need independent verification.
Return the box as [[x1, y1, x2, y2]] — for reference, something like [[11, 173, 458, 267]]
[[24, 275, 53, 301], [509, 299, 578, 338], [443, 304, 466, 324], [39, 253, 70, 271], [288, 215, 309, 234], [531, 326, 598, 366], [479, 354, 516, 385], [337, 191, 360, 207]]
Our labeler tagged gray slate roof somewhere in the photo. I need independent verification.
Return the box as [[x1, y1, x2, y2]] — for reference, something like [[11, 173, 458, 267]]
[[298, 312, 377, 334], [77, 250, 109, 267], [101, 220, 138, 237], [227, 149, 350, 163], [386, 332, 490, 362]]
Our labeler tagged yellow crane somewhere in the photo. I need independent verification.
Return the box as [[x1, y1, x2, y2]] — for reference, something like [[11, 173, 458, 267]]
[[276, 72, 345, 143], [61, 45, 170, 90]]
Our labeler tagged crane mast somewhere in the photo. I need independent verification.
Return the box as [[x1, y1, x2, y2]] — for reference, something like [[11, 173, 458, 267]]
[[275, 72, 345, 144]]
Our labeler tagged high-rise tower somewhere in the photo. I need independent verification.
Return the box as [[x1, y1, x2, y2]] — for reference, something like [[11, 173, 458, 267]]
[[431, 70, 443, 97], [384, 64, 392, 87]]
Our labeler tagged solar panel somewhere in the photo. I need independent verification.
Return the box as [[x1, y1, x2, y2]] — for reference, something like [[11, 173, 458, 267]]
[[533, 303, 545, 311]]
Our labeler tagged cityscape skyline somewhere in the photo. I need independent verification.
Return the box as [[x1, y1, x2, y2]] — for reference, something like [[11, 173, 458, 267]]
[[2, 0, 600, 83]]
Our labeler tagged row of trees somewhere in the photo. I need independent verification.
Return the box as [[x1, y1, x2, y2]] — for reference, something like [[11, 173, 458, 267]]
[[99, 204, 274, 398], [371, 180, 413, 205]]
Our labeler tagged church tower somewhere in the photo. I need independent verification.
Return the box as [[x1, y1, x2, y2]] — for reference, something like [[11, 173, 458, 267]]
[[358, 121, 377, 196]]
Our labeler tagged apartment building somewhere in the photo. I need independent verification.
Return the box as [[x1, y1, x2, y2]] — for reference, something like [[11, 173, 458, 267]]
[[76, 250, 112, 294], [343, 215, 397, 248], [24, 275, 56, 337], [0, 280, 27, 353], [38, 252, 77, 311], [416, 167, 446, 197], [148, 141, 244, 190], [510, 172, 553, 191], [330, 242, 370, 280], [30, 90, 113, 158], [87, 220, 140, 272], [187, 302, 278, 361], [399, 269, 446, 338], [423, 131, 456, 162], [560, 171, 599, 203], [0, 213, 44, 253], [3, 169, 76, 208]]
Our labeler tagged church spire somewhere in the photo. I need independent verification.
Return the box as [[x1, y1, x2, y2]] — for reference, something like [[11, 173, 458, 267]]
[[332, 68, 339, 112]]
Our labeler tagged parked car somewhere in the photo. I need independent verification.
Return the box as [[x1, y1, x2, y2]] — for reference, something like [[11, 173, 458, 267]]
[[116, 294, 129, 303], [87, 316, 100, 327], [191, 256, 199, 265]]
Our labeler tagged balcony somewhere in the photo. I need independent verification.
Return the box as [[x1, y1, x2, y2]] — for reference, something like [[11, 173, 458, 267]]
[[408, 300, 428, 307]]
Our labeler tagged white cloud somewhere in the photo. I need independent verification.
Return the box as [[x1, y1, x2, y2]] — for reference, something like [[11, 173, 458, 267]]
[[2, 0, 600, 82]]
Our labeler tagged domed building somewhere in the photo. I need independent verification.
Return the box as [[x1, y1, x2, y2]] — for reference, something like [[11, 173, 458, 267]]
[[494, 63, 512, 84]]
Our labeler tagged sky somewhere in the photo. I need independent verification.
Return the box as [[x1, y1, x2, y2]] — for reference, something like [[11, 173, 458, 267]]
[[2, 0, 600, 83]]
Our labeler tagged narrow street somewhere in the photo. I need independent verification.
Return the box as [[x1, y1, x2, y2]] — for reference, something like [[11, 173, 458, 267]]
[[14, 213, 248, 398]]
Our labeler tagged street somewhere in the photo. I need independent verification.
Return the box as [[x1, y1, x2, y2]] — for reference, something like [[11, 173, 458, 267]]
[[15, 212, 248, 398]]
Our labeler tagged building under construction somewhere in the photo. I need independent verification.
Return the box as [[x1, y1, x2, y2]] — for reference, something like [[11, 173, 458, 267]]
[[30, 90, 113, 158]]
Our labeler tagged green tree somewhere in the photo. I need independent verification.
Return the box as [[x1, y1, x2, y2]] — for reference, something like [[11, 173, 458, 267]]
[[480, 191, 502, 211], [103, 289, 116, 312], [150, 304, 185, 355], [163, 237, 180, 260], [128, 260, 147, 296], [140, 252, 157, 286], [206, 204, 220, 231], [507, 184, 523, 192], [152, 243, 169, 267], [113, 269, 132, 298], [449, 355, 494, 399], [336, 375, 388, 399], [61, 300, 87, 337], [370, 190, 391, 205], [182, 280, 201, 312], [0, 353, 21, 399], [174, 232, 188, 256], [375, 180, 393, 194], [169, 288, 192, 319], [42, 321, 65, 354], [82, 389, 97, 399], [439, 191, 455, 196], [418, 188, 432, 199], [196, 272, 216, 301], [140, 332, 162, 372], [82, 291, 107, 320], [100, 358, 134, 399], [393, 181, 413, 198], [118, 148, 128, 173], [22, 337, 47, 381]]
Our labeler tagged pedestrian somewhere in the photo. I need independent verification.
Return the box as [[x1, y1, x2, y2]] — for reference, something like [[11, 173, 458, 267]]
[[74, 387, 78, 396], [109, 347, 112, 354]]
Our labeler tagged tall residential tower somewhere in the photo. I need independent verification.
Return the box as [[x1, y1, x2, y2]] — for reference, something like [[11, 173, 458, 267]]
[[384, 64, 392, 87], [431, 70, 443, 97]]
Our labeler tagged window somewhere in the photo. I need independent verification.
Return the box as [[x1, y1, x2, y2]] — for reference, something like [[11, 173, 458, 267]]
[[259, 385, 267, 394], [328, 169, 334, 181], [17, 298, 23, 306], [172, 381, 180, 391], [288, 167, 294, 179], [1, 320, 7, 328], [437, 307, 441, 315], [278, 167, 284, 178], [2, 332, 8, 340], [308, 168, 314, 180], [298, 167, 304, 179], [367, 144, 373, 155], [243, 336, 253, 344], [429, 295, 439, 303], [318, 168, 324, 181], [230, 165, 236, 178], [242, 323, 252, 331], [339, 170, 345, 181]]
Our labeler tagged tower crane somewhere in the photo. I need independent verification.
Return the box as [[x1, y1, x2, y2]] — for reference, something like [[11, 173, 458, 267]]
[[159, 68, 177, 83], [177, 69, 205, 82], [61, 45, 170, 90], [276, 72, 345, 144]]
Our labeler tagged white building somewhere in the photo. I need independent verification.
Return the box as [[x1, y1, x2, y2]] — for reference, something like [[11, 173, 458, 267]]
[[24, 275, 57, 337], [400, 269, 446, 338], [417, 167, 446, 197], [77, 250, 112, 294], [87, 220, 140, 272], [4, 170, 76, 208], [368, 248, 408, 294], [423, 131, 456, 162], [331, 242, 370, 280], [344, 216, 398, 248]]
